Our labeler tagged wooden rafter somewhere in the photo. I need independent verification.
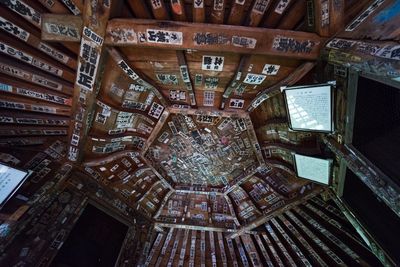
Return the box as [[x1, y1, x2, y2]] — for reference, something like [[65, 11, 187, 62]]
[[176, 50, 197, 106], [210, 0, 227, 24], [0, 33, 75, 82], [227, 0, 252, 25], [263, 0, 295, 28], [168, 106, 248, 118], [192, 0, 205, 23], [278, 0, 307, 30], [148, 0, 170, 20], [227, 186, 325, 238], [107, 47, 169, 106], [0, 57, 73, 95], [1, 0, 79, 54], [313, 0, 345, 37], [126, 0, 152, 19], [0, 11, 77, 69], [221, 0, 273, 109], [247, 61, 317, 111], [246, 0, 274, 27]]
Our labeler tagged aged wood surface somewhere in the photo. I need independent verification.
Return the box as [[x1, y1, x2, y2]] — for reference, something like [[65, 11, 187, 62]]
[[41, 13, 83, 42], [66, 0, 111, 162], [106, 19, 325, 59]]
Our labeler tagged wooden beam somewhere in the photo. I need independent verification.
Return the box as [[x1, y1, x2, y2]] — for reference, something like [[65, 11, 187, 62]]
[[39, 0, 71, 14], [1, 0, 79, 54], [277, 0, 306, 30], [329, 0, 345, 34], [0, 76, 72, 106], [0, 13, 77, 69], [154, 222, 236, 233], [342, 0, 370, 26], [313, 0, 345, 37], [83, 150, 140, 167], [324, 38, 400, 78], [0, 125, 68, 136], [153, 189, 175, 219], [170, 0, 187, 21], [261, 143, 321, 156], [224, 195, 241, 226], [0, 136, 50, 147], [210, 0, 227, 24], [0, 56, 73, 95], [265, 159, 296, 177], [67, 0, 111, 163], [221, 0, 272, 109], [0, 111, 70, 126], [247, 61, 316, 112], [89, 97, 158, 126], [60, 0, 83, 15], [0, 93, 71, 116], [106, 19, 324, 60], [1, 0, 41, 29], [227, 186, 324, 239], [224, 165, 260, 194], [167, 106, 248, 118], [244, 116, 265, 165], [329, 192, 397, 266], [322, 136, 400, 217], [174, 189, 225, 196], [126, 0, 152, 19], [136, 180, 162, 204], [240, 234, 263, 266], [176, 51, 196, 106], [140, 156, 174, 190], [246, 0, 274, 27], [147, 0, 170, 20], [41, 13, 83, 42], [0, 33, 76, 82], [263, 0, 295, 28], [227, 0, 252, 25], [220, 55, 251, 108], [192, 0, 205, 23], [241, 188, 264, 216], [313, 0, 330, 36], [140, 108, 169, 156], [107, 47, 168, 106]]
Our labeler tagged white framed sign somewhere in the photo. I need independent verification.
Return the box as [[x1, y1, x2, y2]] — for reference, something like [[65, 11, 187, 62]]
[[0, 163, 30, 208], [294, 154, 332, 185], [282, 84, 334, 132]]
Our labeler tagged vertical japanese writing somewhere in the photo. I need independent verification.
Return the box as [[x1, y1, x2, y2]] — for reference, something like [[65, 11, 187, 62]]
[[76, 38, 100, 91]]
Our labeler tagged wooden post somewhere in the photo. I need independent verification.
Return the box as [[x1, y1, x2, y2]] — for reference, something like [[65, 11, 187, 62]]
[[67, 0, 111, 163]]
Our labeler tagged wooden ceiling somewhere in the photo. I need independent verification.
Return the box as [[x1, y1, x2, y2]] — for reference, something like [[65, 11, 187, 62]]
[[0, 0, 374, 231]]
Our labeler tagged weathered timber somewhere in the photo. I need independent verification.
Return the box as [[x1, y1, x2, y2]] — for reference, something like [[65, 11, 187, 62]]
[[41, 13, 82, 42], [106, 19, 325, 60], [247, 61, 317, 111], [67, 0, 111, 162]]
